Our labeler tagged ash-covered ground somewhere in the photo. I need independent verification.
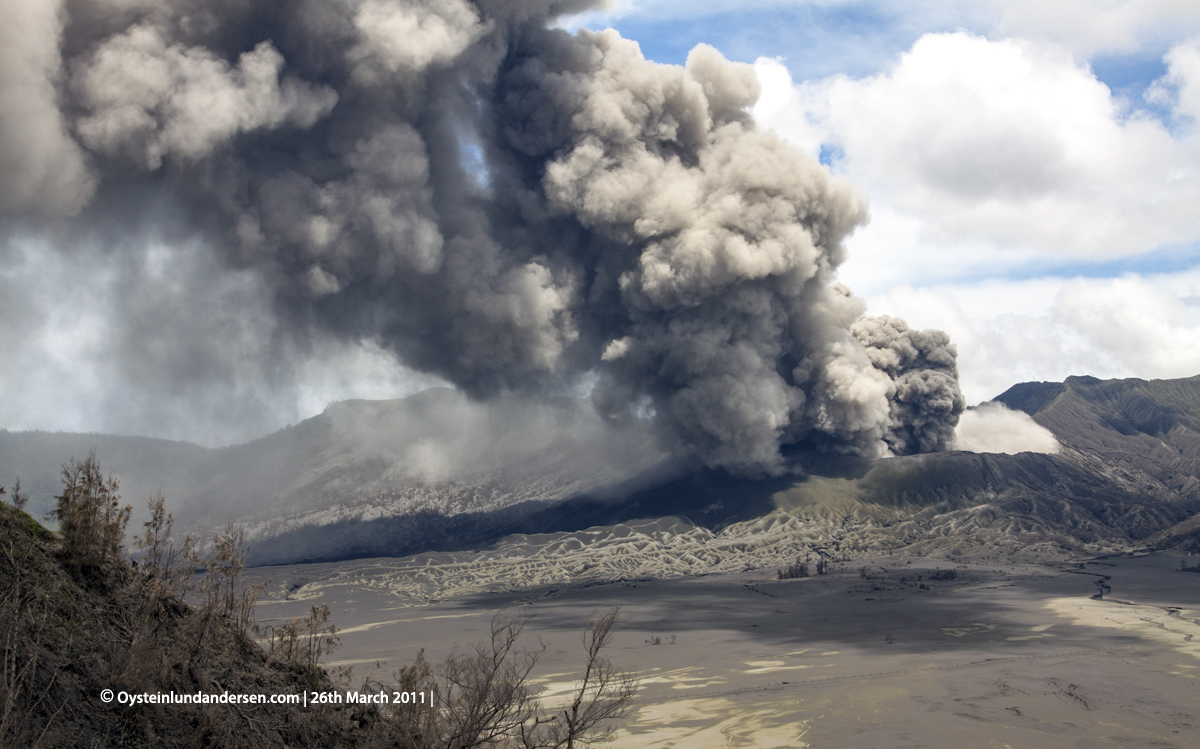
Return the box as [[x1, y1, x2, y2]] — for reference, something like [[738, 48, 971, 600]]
[[247, 552, 1200, 748]]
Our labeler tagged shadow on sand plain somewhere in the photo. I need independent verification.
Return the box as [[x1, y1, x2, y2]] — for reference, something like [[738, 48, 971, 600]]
[[425, 566, 1158, 660]]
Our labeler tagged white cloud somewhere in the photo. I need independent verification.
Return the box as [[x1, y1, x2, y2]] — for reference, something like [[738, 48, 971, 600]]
[[868, 270, 1200, 403], [954, 401, 1059, 454], [992, 0, 1200, 56], [753, 55, 825, 155], [1056, 275, 1200, 376], [1151, 38, 1200, 123], [757, 32, 1200, 275], [744, 14, 1200, 399]]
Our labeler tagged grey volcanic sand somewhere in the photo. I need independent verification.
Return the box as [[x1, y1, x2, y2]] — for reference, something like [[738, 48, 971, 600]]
[[245, 554, 1200, 747]]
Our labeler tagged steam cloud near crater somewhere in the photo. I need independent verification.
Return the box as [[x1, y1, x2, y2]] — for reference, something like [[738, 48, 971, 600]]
[[0, 0, 964, 475], [954, 402, 1060, 455]]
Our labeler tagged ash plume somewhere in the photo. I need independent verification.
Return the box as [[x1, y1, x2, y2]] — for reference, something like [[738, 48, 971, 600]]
[[0, 0, 964, 474]]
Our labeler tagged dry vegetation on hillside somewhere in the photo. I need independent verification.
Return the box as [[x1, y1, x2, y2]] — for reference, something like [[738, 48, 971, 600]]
[[0, 455, 636, 748]]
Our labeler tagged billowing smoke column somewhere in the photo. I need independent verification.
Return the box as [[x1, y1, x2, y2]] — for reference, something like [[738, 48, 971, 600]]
[[0, 0, 963, 475]]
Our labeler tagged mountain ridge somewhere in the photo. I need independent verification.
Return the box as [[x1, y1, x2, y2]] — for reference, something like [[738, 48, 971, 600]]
[[4, 374, 1200, 568]]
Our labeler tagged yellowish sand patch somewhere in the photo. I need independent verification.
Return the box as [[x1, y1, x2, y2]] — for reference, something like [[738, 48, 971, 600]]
[[1005, 621, 1057, 640], [942, 622, 994, 638], [528, 671, 579, 699], [1044, 597, 1200, 661], [337, 618, 410, 635], [744, 664, 813, 675], [323, 657, 395, 669], [669, 682, 727, 690], [744, 662, 811, 676], [400, 611, 490, 622], [614, 697, 811, 748], [638, 667, 728, 691], [530, 680, 584, 705], [337, 610, 488, 635], [742, 658, 813, 675]]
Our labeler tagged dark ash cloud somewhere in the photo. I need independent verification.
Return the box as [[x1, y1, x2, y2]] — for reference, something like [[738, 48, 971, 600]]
[[0, 0, 963, 473]]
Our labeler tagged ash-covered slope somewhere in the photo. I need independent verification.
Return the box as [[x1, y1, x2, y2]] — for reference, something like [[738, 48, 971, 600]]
[[0, 388, 680, 556], [309, 376, 1200, 600], [998, 374, 1200, 485], [244, 375, 1200, 566], [181, 388, 672, 525], [0, 430, 208, 521], [993, 375, 1200, 551], [6, 375, 1200, 569], [762, 375, 1200, 559]]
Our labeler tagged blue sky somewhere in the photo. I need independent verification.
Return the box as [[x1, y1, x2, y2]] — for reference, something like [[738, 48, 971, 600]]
[[579, 1, 964, 77], [562, 0, 1200, 403]]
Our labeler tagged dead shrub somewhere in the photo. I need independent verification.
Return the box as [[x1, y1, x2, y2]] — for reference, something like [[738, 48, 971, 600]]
[[51, 451, 131, 572]]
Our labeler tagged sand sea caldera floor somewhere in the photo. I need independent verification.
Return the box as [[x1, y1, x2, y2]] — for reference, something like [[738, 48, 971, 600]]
[[245, 554, 1200, 748]]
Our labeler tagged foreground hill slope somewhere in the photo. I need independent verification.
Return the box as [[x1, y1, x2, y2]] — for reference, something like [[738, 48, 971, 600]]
[[0, 498, 645, 748], [0, 502, 366, 748]]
